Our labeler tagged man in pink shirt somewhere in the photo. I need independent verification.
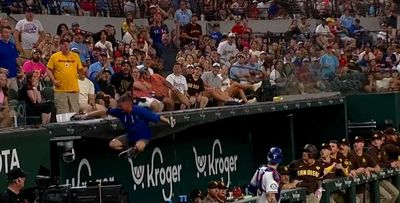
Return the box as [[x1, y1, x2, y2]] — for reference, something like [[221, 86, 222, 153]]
[[22, 48, 47, 78]]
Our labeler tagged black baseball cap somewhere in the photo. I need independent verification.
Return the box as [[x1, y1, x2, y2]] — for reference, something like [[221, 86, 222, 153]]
[[217, 181, 227, 189], [26, 6, 35, 12], [354, 136, 365, 143], [339, 138, 350, 146], [371, 131, 384, 140], [321, 143, 330, 150], [7, 168, 26, 181], [384, 127, 397, 135], [278, 166, 290, 175], [208, 181, 218, 189], [190, 189, 203, 199]]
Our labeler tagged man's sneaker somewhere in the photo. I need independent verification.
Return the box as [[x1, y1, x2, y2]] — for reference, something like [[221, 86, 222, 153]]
[[119, 148, 138, 159], [252, 81, 263, 92]]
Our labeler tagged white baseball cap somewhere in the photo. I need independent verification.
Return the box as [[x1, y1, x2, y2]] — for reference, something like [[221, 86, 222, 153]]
[[212, 63, 221, 67]]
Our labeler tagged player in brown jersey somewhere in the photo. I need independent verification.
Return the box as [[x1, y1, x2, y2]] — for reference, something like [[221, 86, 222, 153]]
[[350, 136, 381, 203], [320, 143, 346, 203], [289, 144, 323, 203], [383, 128, 400, 164], [338, 138, 353, 177], [367, 131, 399, 203]]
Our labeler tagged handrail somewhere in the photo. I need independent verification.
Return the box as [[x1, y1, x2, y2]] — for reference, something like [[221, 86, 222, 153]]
[[231, 168, 400, 203]]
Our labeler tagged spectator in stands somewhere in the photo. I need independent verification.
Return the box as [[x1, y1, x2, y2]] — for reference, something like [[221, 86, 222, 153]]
[[350, 136, 381, 203], [182, 14, 202, 46], [320, 46, 339, 80], [96, 0, 110, 17], [0, 25, 21, 92], [150, 12, 169, 56], [166, 63, 190, 109], [123, 22, 137, 44], [19, 71, 52, 124], [78, 66, 106, 114], [131, 67, 164, 112], [231, 17, 245, 36], [22, 49, 47, 78], [158, 24, 180, 75], [0, 72, 12, 128], [95, 68, 117, 108], [123, 0, 138, 17], [139, 67, 175, 111], [95, 30, 114, 58], [0, 18, 15, 44], [230, 52, 251, 81], [37, 32, 52, 52], [202, 63, 239, 105], [367, 131, 400, 203], [14, 6, 45, 59], [88, 51, 113, 83], [111, 60, 134, 99], [175, 0, 192, 26], [186, 64, 208, 108], [70, 30, 90, 66], [257, 0, 269, 19], [121, 13, 134, 36], [56, 23, 69, 37], [298, 17, 311, 38], [218, 33, 238, 64], [146, 5, 169, 25], [289, 144, 322, 203], [47, 38, 82, 114], [60, 0, 83, 15], [79, 0, 96, 16], [339, 9, 355, 32], [315, 19, 333, 48]]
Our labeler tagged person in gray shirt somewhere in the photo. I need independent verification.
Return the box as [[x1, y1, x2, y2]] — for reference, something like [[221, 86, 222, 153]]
[[201, 63, 239, 106]]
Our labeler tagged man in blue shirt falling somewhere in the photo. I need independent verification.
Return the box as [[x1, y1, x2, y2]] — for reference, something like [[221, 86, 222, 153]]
[[77, 94, 175, 158]]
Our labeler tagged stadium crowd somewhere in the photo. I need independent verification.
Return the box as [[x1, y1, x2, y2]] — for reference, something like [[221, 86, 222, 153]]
[[190, 128, 400, 203], [1, 0, 396, 20], [0, 0, 399, 127]]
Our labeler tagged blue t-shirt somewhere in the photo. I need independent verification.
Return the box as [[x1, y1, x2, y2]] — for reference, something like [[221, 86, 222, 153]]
[[88, 62, 113, 80], [70, 41, 90, 63], [211, 31, 222, 44], [150, 24, 169, 45], [0, 40, 19, 78], [320, 54, 339, 80], [107, 105, 161, 142]]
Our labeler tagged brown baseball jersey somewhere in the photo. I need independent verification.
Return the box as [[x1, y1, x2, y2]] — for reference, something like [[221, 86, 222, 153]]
[[289, 159, 323, 194], [349, 151, 378, 193], [366, 146, 391, 168]]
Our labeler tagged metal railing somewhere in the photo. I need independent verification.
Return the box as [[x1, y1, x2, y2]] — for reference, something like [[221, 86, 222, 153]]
[[231, 168, 400, 203]]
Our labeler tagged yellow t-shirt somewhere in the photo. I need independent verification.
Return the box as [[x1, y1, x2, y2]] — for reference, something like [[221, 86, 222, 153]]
[[47, 52, 82, 92]]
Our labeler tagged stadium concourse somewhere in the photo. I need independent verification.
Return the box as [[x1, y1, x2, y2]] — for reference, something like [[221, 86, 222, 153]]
[[0, 0, 400, 202]]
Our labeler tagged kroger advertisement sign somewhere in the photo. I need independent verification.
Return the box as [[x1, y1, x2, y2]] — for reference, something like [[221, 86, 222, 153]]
[[60, 136, 253, 203]]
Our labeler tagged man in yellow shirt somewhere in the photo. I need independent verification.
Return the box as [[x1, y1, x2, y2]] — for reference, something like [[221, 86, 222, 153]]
[[47, 38, 83, 114]]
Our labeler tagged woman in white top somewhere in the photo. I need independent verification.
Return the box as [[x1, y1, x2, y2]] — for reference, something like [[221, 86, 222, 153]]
[[95, 30, 113, 58], [249, 39, 261, 58], [269, 60, 284, 86], [166, 63, 190, 109]]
